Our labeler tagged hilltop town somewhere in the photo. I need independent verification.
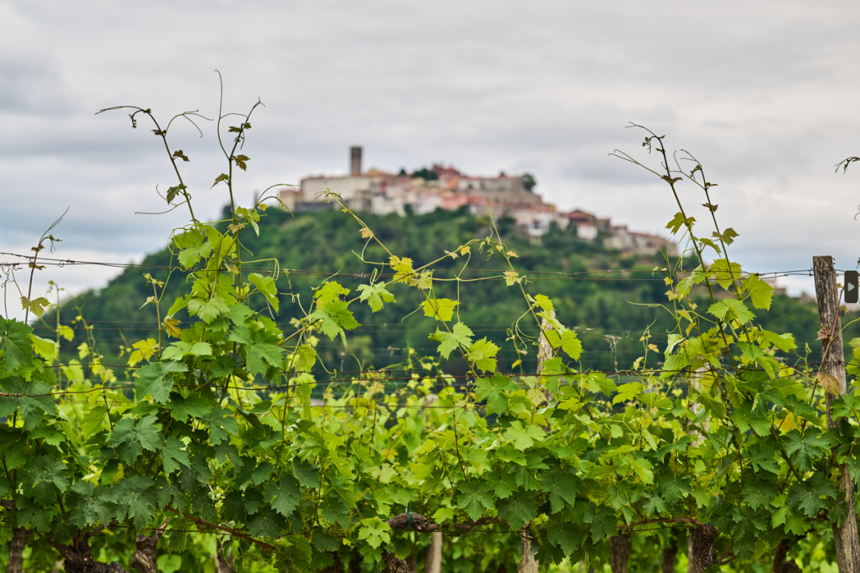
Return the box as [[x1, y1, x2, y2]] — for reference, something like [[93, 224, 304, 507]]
[[278, 147, 675, 256]]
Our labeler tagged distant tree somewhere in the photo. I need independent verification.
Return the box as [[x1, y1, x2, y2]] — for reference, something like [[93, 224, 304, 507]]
[[522, 172, 536, 191], [398, 167, 407, 176], [411, 167, 439, 180]]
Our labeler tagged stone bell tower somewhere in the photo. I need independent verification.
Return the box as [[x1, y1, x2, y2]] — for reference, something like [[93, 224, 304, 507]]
[[350, 146, 362, 175]]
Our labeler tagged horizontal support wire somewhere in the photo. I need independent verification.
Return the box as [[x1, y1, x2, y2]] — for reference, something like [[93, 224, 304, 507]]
[[1, 360, 833, 399], [0, 251, 818, 280]]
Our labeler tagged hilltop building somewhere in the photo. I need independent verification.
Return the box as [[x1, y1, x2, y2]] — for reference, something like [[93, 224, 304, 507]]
[[278, 147, 675, 255]]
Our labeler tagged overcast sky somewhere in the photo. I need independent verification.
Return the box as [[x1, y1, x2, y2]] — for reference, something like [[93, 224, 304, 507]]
[[2, 0, 860, 321]]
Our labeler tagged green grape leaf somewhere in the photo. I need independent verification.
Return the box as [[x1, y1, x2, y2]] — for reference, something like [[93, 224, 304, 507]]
[[15, 497, 57, 533], [109, 415, 164, 464], [457, 480, 495, 520], [358, 517, 391, 549], [468, 338, 500, 373], [497, 491, 537, 529], [709, 259, 742, 289], [583, 504, 617, 543], [233, 154, 250, 171], [533, 294, 554, 312], [166, 184, 187, 204], [475, 373, 518, 415], [314, 282, 350, 305], [1, 318, 33, 372], [644, 495, 666, 515], [742, 274, 774, 310], [56, 324, 74, 342], [169, 393, 214, 422], [310, 301, 360, 341], [236, 206, 261, 236], [542, 469, 579, 513], [68, 481, 115, 527], [252, 462, 275, 486], [249, 273, 280, 312], [429, 322, 474, 359], [666, 212, 695, 235], [187, 297, 229, 323], [759, 330, 797, 352], [694, 390, 727, 418], [177, 242, 212, 269], [162, 341, 212, 361], [135, 361, 187, 403], [161, 437, 191, 475], [228, 325, 284, 376], [785, 429, 830, 472], [514, 465, 541, 491], [248, 507, 284, 540], [312, 531, 340, 552], [173, 227, 203, 249], [742, 479, 779, 511], [787, 474, 837, 517], [265, 476, 302, 517], [547, 522, 585, 557], [560, 330, 582, 360], [485, 472, 517, 499], [292, 458, 320, 488], [357, 282, 395, 312], [0, 377, 57, 427], [420, 298, 459, 322], [320, 493, 351, 529], [199, 406, 238, 445], [389, 256, 415, 283], [410, 270, 433, 290], [289, 344, 317, 372], [504, 421, 546, 451], [244, 488, 265, 515], [749, 441, 780, 474], [708, 299, 754, 325], [613, 382, 643, 404], [278, 535, 314, 571], [0, 428, 28, 470], [22, 455, 69, 505], [657, 473, 691, 505], [731, 401, 770, 437], [714, 228, 739, 246], [109, 476, 157, 528], [30, 334, 58, 361], [21, 297, 51, 319], [221, 491, 246, 523]]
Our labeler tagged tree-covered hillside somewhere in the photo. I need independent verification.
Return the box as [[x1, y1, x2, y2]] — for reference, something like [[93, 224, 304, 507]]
[[39, 206, 838, 378]]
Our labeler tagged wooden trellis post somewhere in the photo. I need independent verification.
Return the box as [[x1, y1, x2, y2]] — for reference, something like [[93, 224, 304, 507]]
[[518, 312, 557, 573], [813, 256, 860, 573], [425, 532, 442, 573]]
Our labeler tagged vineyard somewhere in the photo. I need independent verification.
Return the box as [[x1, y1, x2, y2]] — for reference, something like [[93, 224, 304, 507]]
[[2, 94, 860, 573]]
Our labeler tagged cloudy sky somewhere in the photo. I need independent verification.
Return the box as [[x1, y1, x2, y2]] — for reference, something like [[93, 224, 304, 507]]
[[2, 0, 860, 320]]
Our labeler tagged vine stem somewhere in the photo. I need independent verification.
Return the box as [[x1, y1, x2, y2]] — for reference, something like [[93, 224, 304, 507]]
[[163, 507, 274, 551], [619, 517, 703, 530]]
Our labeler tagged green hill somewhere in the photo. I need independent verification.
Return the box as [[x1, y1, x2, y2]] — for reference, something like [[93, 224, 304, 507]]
[[38, 206, 836, 377]]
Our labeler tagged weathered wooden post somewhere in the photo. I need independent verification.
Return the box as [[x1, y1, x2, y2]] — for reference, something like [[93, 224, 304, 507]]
[[518, 313, 557, 573], [420, 392, 444, 573], [609, 534, 630, 573], [662, 537, 678, 573], [813, 256, 860, 573], [425, 532, 443, 573], [687, 365, 709, 573]]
